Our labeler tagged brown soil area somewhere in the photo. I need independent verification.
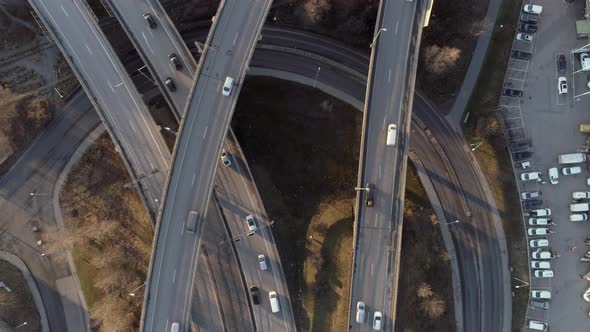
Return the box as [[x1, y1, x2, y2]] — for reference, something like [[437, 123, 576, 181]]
[[0, 259, 41, 332]]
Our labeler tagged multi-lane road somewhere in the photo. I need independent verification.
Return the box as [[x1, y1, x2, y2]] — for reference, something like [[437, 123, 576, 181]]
[[349, 0, 423, 330]]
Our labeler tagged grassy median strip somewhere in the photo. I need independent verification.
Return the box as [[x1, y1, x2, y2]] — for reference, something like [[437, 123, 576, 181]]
[[462, 0, 528, 329]]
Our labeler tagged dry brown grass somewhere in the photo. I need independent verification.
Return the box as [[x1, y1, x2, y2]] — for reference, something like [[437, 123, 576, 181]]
[[0, 260, 40, 331]]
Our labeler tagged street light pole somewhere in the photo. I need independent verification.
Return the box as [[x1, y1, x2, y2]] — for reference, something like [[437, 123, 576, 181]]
[[161, 126, 177, 136], [54, 87, 64, 99], [513, 276, 529, 288], [29, 192, 49, 196], [15, 322, 28, 329], [370, 28, 388, 48], [445, 219, 461, 225], [313, 67, 321, 88], [128, 282, 146, 296]]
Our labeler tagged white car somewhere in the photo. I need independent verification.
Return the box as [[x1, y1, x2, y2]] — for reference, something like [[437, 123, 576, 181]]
[[558, 77, 568, 95], [582, 53, 590, 71], [584, 288, 590, 302], [258, 254, 267, 270], [516, 33, 533, 41], [531, 289, 551, 299], [562, 166, 582, 175], [528, 228, 549, 236], [523, 4, 542, 14], [245, 214, 257, 231], [548, 167, 559, 184], [570, 213, 589, 222], [530, 239, 549, 248], [521, 172, 541, 182], [528, 218, 550, 226], [531, 249, 551, 259], [531, 261, 551, 269], [356, 301, 365, 323], [220, 149, 231, 167], [373, 311, 382, 331], [522, 191, 541, 200], [573, 192, 590, 200], [529, 208, 551, 217], [534, 270, 554, 278]]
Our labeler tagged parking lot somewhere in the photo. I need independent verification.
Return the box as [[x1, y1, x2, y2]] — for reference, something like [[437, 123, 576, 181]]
[[501, 0, 590, 330]]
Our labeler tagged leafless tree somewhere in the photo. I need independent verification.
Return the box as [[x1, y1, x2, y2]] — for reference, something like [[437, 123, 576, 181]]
[[422, 45, 461, 75], [420, 294, 446, 319], [417, 282, 433, 299], [91, 295, 136, 332]]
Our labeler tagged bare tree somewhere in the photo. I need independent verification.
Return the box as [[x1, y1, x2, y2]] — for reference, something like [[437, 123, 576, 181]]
[[420, 294, 446, 319], [91, 295, 136, 332], [300, 0, 331, 25], [422, 45, 461, 75], [417, 282, 433, 299]]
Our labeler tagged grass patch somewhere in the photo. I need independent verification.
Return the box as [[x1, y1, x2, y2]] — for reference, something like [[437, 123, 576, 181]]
[[72, 255, 101, 308], [0, 260, 40, 331], [233, 77, 360, 330], [461, 0, 528, 330]]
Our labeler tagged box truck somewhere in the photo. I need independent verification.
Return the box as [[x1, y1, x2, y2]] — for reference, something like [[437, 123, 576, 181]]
[[558, 153, 587, 164]]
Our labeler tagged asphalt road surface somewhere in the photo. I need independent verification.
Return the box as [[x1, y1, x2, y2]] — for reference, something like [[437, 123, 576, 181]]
[[348, 0, 422, 330], [105, 0, 197, 115], [29, 0, 171, 215]]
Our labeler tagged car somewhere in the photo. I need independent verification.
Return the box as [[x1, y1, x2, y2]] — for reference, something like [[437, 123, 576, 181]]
[[548, 167, 558, 184], [220, 149, 231, 167], [584, 287, 590, 302], [356, 301, 365, 323], [504, 88, 524, 97], [531, 289, 551, 299], [516, 33, 533, 42], [269, 291, 280, 313], [518, 23, 537, 33], [164, 77, 176, 92], [521, 191, 541, 200], [512, 50, 531, 60], [531, 249, 552, 259], [250, 286, 260, 305], [582, 53, 590, 71], [520, 13, 539, 24], [143, 13, 157, 29], [510, 141, 530, 152], [557, 54, 566, 72], [169, 53, 182, 70], [520, 172, 541, 182], [258, 254, 267, 270], [530, 300, 550, 310], [558, 76, 568, 95], [573, 192, 590, 200], [529, 208, 551, 217], [569, 213, 589, 222], [533, 270, 554, 278], [222, 76, 234, 96], [522, 199, 543, 210], [372, 311, 382, 331], [529, 239, 549, 248], [523, 4, 543, 14], [528, 218, 550, 226], [528, 228, 549, 236], [245, 214, 257, 231], [512, 151, 532, 161], [531, 261, 551, 269], [386, 124, 397, 146], [562, 166, 582, 175], [365, 183, 375, 207], [170, 322, 180, 332], [528, 320, 549, 331]]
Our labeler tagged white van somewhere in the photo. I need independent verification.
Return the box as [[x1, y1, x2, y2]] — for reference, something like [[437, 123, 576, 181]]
[[570, 213, 589, 222], [386, 124, 397, 146], [573, 191, 590, 200], [558, 152, 586, 164], [355, 301, 365, 323], [523, 4, 542, 14], [570, 203, 590, 212], [258, 254, 268, 270], [531, 261, 551, 269], [527, 320, 548, 331], [269, 291, 280, 313], [170, 322, 180, 332], [222, 76, 234, 96], [530, 290, 551, 299], [531, 250, 551, 259]]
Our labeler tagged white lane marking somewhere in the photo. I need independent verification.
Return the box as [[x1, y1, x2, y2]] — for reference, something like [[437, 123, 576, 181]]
[[107, 80, 114, 92], [192, 173, 196, 186], [202, 126, 208, 139], [370, 264, 374, 276], [388, 69, 392, 83], [60, 5, 69, 16], [84, 43, 93, 55], [129, 121, 137, 133], [233, 32, 239, 45], [395, 21, 399, 34], [172, 269, 176, 284], [114, 82, 123, 87], [142, 32, 155, 54], [379, 165, 382, 178]]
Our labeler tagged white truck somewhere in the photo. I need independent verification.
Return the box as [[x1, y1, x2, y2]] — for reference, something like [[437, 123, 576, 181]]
[[558, 152, 587, 164], [570, 203, 590, 212]]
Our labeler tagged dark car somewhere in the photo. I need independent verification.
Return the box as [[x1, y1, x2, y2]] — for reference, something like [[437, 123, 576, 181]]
[[520, 13, 539, 24], [512, 50, 532, 60], [510, 141, 530, 152], [513, 151, 533, 161], [249, 286, 260, 305], [143, 13, 157, 29], [530, 300, 550, 310], [164, 77, 176, 92], [557, 54, 566, 72], [523, 199, 543, 210], [504, 88, 523, 97], [169, 53, 182, 70], [365, 183, 375, 207], [518, 23, 538, 33]]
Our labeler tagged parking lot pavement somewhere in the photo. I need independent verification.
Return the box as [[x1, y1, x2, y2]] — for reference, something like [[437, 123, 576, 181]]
[[499, 0, 590, 330]]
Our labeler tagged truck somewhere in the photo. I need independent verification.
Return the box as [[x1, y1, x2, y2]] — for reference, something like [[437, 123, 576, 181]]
[[558, 152, 587, 164], [186, 211, 199, 233], [570, 203, 590, 212], [580, 123, 590, 133]]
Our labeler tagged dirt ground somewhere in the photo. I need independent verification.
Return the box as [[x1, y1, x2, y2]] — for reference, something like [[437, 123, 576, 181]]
[[56, 134, 152, 331], [233, 77, 361, 330], [0, 259, 40, 332]]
